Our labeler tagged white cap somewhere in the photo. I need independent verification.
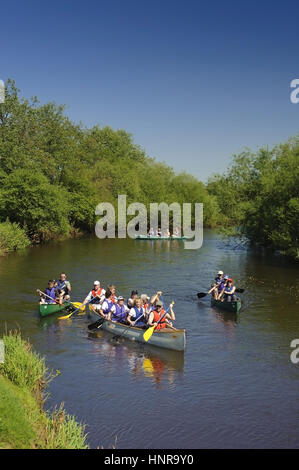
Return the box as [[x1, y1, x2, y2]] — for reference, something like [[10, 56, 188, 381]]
[[218, 271, 224, 275], [94, 281, 100, 285]]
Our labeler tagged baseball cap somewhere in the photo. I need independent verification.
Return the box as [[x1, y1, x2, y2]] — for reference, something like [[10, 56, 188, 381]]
[[118, 296, 124, 301], [218, 271, 224, 275], [94, 281, 100, 285], [156, 300, 163, 307]]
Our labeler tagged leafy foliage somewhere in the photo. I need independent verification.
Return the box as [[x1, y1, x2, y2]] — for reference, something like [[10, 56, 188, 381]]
[[207, 141, 299, 260], [0, 79, 219, 248]]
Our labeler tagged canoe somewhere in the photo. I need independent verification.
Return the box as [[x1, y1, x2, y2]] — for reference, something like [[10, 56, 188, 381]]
[[88, 306, 186, 352], [211, 297, 241, 313], [135, 235, 189, 240], [39, 301, 71, 317]]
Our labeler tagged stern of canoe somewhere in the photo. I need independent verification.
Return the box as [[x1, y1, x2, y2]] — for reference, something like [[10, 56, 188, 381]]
[[39, 302, 70, 317]]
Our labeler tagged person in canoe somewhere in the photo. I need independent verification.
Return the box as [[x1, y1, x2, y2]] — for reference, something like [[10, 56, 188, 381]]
[[99, 290, 114, 318], [107, 284, 117, 303], [56, 272, 71, 305], [147, 300, 175, 330], [219, 278, 236, 302], [108, 296, 130, 323], [127, 297, 147, 328], [148, 227, 155, 237], [83, 281, 106, 311], [128, 290, 138, 308], [173, 226, 180, 237], [148, 291, 163, 308], [208, 270, 224, 299], [37, 280, 57, 304], [140, 294, 150, 312]]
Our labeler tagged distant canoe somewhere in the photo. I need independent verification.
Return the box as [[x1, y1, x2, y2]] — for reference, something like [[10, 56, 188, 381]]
[[135, 235, 189, 240], [88, 306, 186, 351], [211, 297, 241, 313], [39, 301, 71, 317]]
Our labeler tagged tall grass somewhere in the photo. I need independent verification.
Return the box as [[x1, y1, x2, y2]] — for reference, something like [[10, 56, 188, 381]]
[[0, 331, 89, 448], [1, 331, 46, 399]]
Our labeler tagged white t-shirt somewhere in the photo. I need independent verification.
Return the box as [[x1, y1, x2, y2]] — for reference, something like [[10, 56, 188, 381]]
[[101, 299, 114, 313]]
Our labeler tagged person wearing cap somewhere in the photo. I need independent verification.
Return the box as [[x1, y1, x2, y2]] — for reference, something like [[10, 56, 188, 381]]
[[148, 300, 175, 330], [208, 271, 224, 299], [127, 290, 138, 308], [38, 280, 57, 304], [217, 274, 230, 299], [220, 278, 236, 302], [127, 297, 147, 328], [108, 296, 130, 323], [82, 281, 106, 310]]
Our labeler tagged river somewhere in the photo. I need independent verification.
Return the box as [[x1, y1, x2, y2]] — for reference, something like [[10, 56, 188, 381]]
[[0, 230, 298, 448]]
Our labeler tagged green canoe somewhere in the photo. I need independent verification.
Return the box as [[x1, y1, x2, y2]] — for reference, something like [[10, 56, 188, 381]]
[[39, 301, 71, 317], [211, 297, 241, 313], [135, 235, 189, 240]]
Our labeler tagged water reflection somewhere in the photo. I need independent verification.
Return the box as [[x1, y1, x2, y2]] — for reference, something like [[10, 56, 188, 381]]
[[87, 329, 184, 389]]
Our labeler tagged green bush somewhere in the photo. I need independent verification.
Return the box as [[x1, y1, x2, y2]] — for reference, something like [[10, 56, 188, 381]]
[[0, 220, 30, 254]]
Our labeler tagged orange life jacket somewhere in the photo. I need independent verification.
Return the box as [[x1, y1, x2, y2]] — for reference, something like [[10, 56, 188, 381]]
[[152, 308, 166, 330], [92, 287, 103, 298]]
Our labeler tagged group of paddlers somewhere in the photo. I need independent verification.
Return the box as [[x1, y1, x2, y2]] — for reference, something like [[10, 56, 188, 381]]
[[37, 273, 71, 305], [208, 271, 237, 302], [147, 226, 180, 237], [85, 283, 175, 330], [38, 275, 176, 330]]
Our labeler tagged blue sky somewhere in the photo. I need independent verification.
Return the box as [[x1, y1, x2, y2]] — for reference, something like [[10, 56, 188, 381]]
[[1, 0, 299, 180]]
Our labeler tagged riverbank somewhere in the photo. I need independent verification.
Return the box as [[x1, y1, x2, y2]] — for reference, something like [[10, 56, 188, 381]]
[[0, 331, 88, 449]]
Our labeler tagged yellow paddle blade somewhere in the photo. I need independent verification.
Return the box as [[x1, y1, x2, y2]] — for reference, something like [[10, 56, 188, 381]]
[[58, 311, 73, 320], [71, 302, 86, 311], [143, 325, 155, 342], [143, 301, 175, 342]]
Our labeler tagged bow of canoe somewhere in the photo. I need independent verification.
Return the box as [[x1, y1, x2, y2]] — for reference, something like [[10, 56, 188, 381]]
[[210, 297, 241, 313]]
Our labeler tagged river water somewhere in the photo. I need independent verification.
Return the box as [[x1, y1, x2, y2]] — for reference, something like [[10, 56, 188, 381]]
[[0, 230, 298, 449]]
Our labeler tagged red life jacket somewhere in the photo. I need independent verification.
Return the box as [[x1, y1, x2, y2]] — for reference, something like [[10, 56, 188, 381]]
[[152, 308, 166, 330], [92, 287, 103, 298], [111, 294, 117, 303]]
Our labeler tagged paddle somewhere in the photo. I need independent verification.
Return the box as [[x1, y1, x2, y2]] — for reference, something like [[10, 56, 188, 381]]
[[87, 305, 106, 330], [37, 289, 59, 304], [143, 301, 174, 343], [111, 307, 147, 341], [58, 296, 96, 320], [197, 288, 245, 299]]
